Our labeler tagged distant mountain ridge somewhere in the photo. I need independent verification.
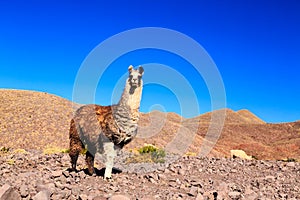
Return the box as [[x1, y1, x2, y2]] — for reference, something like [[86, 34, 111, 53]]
[[0, 89, 299, 161], [184, 108, 265, 125]]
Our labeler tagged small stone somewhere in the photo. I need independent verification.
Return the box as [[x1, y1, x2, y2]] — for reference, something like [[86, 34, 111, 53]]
[[32, 190, 51, 200], [62, 170, 70, 178], [54, 181, 65, 190], [20, 184, 28, 198], [279, 193, 288, 198], [149, 178, 156, 184], [79, 170, 86, 179], [203, 191, 216, 200], [169, 166, 177, 173], [187, 186, 198, 197], [195, 193, 204, 200], [51, 194, 63, 200], [92, 196, 106, 200], [191, 181, 202, 187], [281, 167, 288, 171], [79, 194, 88, 200], [51, 170, 62, 178], [59, 175, 67, 184], [265, 175, 275, 183], [178, 169, 186, 175], [69, 171, 77, 178], [228, 191, 241, 199], [71, 187, 80, 196], [45, 183, 56, 195], [244, 188, 258, 200], [217, 181, 228, 192], [64, 190, 72, 199], [0, 184, 21, 200], [287, 162, 295, 168], [109, 194, 131, 200], [158, 173, 166, 180], [139, 196, 155, 200], [2, 169, 10, 174], [36, 184, 48, 193]]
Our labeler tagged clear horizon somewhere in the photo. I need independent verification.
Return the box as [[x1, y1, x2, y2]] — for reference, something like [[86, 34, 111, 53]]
[[1, 1, 299, 123]]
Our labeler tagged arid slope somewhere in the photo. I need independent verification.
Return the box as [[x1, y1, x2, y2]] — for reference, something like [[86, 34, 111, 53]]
[[0, 89, 299, 161]]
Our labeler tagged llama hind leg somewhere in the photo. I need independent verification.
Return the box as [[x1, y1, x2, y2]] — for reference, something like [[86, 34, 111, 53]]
[[69, 120, 83, 171], [69, 145, 81, 171], [69, 139, 83, 171], [103, 142, 116, 179]]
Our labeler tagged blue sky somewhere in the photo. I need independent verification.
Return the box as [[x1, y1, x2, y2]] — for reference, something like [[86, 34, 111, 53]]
[[0, 0, 299, 123]]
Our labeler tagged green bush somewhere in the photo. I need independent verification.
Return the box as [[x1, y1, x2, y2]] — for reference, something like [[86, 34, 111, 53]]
[[127, 144, 166, 163], [285, 158, 297, 162], [251, 155, 259, 160]]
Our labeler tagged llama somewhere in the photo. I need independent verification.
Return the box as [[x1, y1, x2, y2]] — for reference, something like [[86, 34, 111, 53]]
[[69, 65, 144, 179]]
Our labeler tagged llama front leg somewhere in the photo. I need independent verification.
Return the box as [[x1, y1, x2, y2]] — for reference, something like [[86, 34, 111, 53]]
[[103, 142, 116, 180], [85, 150, 95, 175]]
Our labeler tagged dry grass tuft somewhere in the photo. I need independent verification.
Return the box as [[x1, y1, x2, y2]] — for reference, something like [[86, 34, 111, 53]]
[[185, 152, 197, 156], [43, 146, 70, 154], [13, 149, 28, 154]]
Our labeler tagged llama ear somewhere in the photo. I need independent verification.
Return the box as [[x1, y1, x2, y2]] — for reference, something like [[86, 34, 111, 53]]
[[128, 65, 133, 72], [138, 66, 144, 75]]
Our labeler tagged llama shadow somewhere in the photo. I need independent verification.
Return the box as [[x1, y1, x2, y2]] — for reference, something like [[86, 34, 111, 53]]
[[92, 167, 122, 177], [66, 167, 122, 177]]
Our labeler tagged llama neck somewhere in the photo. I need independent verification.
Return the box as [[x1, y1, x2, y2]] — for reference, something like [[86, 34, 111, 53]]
[[117, 80, 143, 119]]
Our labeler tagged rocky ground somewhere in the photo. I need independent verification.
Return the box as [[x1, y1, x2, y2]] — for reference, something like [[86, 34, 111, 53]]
[[0, 150, 299, 200]]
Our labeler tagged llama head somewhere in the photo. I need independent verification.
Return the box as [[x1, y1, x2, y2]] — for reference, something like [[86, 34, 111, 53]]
[[127, 65, 144, 93]]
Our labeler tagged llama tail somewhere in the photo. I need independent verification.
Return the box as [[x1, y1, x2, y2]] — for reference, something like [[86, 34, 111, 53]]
[[69, 119, 84, 171]]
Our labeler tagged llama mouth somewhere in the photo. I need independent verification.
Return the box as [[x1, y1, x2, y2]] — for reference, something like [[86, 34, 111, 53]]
[[130, 82, 139, 87], [129, 86, 137, 94]]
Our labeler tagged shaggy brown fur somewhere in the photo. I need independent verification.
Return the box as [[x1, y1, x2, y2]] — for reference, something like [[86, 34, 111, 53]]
[[69, 65, 144, 178]]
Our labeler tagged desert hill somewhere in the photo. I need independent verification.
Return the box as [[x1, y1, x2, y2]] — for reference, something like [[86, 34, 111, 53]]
[[0, 89, 299, 161], [0, 89, 77, 150]]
